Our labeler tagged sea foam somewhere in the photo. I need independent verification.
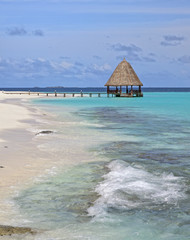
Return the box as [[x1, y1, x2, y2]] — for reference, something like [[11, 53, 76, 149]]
[[88, 160, 187, 218]]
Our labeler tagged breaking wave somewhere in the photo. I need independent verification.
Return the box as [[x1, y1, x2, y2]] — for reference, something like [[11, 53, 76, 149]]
[[88, 160, 187, 218]]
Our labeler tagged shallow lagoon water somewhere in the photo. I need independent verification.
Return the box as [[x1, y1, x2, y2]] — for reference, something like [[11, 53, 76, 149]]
[[13, 93, 190, 239]]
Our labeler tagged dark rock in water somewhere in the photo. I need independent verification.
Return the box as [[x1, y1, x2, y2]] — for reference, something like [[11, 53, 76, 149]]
[[0, 225, 35, 236], [66, 192, 99, 215], [36, 130, 54, 135]]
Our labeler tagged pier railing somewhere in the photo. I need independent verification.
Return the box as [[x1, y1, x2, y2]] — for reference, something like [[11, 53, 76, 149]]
[[2, 90, 142, 97], [2, 91, 112, 98]]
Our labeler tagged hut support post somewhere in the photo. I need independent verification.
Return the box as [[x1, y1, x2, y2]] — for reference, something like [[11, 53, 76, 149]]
[[120, 86, 122, 94], [126, 86, 128, 94], [139, 86, 141, 93], [131, 86, 133, 96], [107, 86, 109, 94]]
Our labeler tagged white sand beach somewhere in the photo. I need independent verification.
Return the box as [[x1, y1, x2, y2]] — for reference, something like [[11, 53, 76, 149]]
[[0, 91, 100, 226], [0, 92, 55, 224]]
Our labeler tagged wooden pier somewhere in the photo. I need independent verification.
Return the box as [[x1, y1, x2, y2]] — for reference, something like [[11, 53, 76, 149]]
[[2, 91, 112, 98], [2, 90, 143, 98]]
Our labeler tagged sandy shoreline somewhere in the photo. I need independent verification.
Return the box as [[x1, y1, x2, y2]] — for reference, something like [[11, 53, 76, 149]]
[[0, 92, 58, 226], [0, 91, 102, 229], [0, 91, 115, 238]]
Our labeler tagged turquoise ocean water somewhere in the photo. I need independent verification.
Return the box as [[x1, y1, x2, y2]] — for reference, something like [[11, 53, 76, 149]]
[[14, 93, 190, 239]]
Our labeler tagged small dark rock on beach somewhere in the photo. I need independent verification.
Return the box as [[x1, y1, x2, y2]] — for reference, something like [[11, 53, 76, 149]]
[[0, 225, 35, 236], [36, 130, 54, 135]]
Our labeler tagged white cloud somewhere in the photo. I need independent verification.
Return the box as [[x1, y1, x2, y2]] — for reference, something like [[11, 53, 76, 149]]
[[161, 35, 185, 47], [6, 27, 27, 36], [60, 61, 74, 69], [85, 63, 111, 76], [111, 43, 156, 62], [5, 27, 45, 37], [92, 63, 111, 71], [0, 58, 111, 82], [178, 55, 190, 64]]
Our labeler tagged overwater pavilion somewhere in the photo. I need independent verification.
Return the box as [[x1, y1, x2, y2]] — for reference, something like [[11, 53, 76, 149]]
[[105, 58, 143, 97]]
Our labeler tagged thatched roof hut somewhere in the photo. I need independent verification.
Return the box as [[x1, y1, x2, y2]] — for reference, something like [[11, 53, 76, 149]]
[[105, 58, 143, 97], [105, 58, 143, 87]]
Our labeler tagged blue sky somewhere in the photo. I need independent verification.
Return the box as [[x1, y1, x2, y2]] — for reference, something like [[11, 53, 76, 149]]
[[0, 0, 190, 87]]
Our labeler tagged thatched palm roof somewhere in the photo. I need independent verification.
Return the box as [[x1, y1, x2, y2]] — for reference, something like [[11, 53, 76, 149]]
[[105, 58, 143, 86]]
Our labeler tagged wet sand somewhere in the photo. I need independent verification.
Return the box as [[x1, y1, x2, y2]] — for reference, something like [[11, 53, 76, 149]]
[[0, 91, 101, 229], [0, 92, 56, 226]]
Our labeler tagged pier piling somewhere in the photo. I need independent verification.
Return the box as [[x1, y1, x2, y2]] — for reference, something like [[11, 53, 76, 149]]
[[3, 91, 116, 98]]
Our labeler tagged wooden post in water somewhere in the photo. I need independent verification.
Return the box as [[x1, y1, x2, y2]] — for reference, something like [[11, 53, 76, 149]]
[[46, 93, 48, 96], [126, 86, 128, 94], [98, 93, 100, 97], [37, 93, 39, 96], [81, 93, 83, 97], [55, 90, 57, 97], [63, 93, 66, 97], [131, 85, 133, 96], [107, 86, 109, 94], [28, 90, 30, 95], [107, 93, 109, 97], [89, 93, 92, 97], [72, 93, 75, 97]]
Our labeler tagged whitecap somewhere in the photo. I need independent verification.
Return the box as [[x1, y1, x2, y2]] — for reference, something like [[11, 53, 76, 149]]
[[88, 160, 187, 219]]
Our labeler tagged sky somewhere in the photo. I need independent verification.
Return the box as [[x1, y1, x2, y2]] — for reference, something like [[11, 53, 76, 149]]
[[0, 0, 190, 87]]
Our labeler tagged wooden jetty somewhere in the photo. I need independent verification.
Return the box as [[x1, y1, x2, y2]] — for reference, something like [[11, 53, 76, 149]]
[[2, 89, 143, 98], [2, 91, 112, 98]]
